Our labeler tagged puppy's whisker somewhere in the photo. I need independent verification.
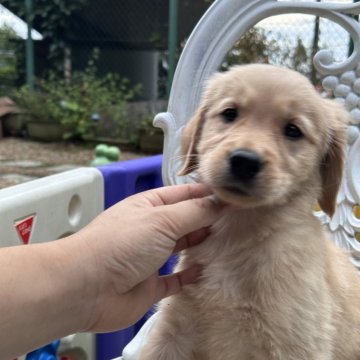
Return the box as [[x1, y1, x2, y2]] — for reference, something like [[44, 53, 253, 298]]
[[175, 154, 197, 161]]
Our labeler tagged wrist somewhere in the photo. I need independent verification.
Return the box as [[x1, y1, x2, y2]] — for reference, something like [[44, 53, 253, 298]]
[[57, 232, 102, 332]]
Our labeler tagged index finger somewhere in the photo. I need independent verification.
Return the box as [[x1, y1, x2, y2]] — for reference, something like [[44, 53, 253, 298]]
[[140, 183, 213, 207]]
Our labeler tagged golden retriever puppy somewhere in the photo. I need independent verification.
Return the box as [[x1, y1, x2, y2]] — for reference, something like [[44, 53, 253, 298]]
[[138, 64, 360, 360]]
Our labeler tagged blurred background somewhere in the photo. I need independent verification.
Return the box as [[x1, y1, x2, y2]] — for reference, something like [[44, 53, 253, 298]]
[[0, 0, 357, 188]]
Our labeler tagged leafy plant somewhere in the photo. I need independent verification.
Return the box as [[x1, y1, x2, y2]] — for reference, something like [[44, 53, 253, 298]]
[[0, 25, 18, 96], [289, 38, 311, 78], [11, 51, 141, 140], [4, 0, 86, 73], [137, 113, 164, 153], [10, 86, 50, 122], [222, 27, 278, 69], [222, 27, 313, 81], [138, 114, 157, 135]]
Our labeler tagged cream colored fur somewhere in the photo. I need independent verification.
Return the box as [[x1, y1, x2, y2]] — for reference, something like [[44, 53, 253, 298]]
[[138, 64, 360, 360]]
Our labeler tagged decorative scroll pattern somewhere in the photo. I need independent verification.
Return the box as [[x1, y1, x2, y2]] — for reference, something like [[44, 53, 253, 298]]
[[315, 42, 360, 267], [156, 0, 360, 267]]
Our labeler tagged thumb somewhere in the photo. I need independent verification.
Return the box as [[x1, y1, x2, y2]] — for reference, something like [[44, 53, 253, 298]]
[[158, 195, 223, 241]]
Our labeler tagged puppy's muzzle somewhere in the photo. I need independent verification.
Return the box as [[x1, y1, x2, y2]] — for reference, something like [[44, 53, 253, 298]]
[[229, 149, 263, 182]]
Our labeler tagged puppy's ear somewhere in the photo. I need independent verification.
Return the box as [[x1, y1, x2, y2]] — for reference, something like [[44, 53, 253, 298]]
[[318, 100, 348, 217], [178, 106, 206, 176]]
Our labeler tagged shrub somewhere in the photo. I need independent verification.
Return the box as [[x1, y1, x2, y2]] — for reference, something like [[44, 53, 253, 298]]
[[11, 51, 141, 140], [0, 25, 18, 96]]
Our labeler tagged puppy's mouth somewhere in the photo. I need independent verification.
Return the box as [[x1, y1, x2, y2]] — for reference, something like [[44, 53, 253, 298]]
[[212, 182, 271, 208], [222, 185, 250, 196]]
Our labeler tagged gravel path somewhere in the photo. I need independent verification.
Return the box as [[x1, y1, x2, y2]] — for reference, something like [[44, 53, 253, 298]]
[[0, 138, 144, 189]]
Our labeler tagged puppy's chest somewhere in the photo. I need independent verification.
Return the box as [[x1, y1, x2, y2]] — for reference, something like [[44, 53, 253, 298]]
[[184, 222, 281, 305], [182, 212, 315, 310], [183, 235, 286, 358]]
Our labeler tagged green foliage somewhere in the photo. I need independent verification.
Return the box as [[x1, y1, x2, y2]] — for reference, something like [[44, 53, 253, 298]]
[[269, 34, 312, 79], [222, 28, 277, 69], [11, 86, 49, 122], [11, 52, 140, 140], [222, 27, 313, 80], [138, 114, 157, 135], [35, 0, 86, 67], [290, 38, 311, 77], [0, 25, 18, 96], [5, 0, 86, 72]]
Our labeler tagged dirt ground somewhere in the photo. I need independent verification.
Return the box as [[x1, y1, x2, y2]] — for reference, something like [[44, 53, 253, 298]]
[[0, 137, 144, 189]]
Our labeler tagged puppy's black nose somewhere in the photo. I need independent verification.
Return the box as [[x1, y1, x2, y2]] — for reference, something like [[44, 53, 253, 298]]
[[229, 149, 263, 181]]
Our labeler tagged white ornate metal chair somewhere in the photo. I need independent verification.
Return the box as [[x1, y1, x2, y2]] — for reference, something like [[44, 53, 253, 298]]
[[156, 0, 360, 268], [119, 0, 360, 358]]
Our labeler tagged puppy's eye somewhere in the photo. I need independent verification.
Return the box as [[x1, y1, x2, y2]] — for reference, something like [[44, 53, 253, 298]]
[[221, 108, 238, 123], [284, 123, 303, 140]]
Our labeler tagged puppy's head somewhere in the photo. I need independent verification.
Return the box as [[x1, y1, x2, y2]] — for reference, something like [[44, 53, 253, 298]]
[[179, 64, 348, 217]]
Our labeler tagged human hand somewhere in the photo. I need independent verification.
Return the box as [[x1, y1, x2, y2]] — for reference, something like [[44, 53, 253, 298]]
[[76, 184, 223, 332]]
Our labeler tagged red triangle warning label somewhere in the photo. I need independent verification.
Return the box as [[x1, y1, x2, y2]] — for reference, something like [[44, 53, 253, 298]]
[[15, 215, 35, 245]]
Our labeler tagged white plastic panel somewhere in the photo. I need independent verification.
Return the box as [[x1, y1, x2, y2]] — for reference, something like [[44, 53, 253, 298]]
[[0, 167, 104, 246]]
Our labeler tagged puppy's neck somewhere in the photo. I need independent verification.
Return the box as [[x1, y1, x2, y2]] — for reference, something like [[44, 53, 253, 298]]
[[216, 190, 319, 242]]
